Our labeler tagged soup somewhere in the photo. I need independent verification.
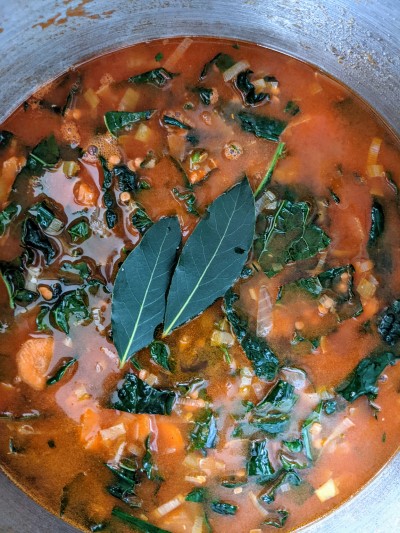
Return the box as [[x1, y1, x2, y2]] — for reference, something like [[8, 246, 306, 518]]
[[0, 37, 399, 533]]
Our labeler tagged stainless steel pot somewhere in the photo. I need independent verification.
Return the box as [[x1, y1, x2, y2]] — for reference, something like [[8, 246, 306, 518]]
[[0, 1, 399, 531]]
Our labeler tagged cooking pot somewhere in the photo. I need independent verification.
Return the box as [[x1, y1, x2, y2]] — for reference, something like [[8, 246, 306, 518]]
[[0, 1, 399, 532]]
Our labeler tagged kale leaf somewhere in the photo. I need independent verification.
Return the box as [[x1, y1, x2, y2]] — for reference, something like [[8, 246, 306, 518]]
[[210, 501, 237, 515], [262, 509, 289, 528], [0, 202, 19, 236], [129, 68, 178, 87], [47, 358, 78, 386], [284, 101, 300, 116], [114, 165, 136, 192], [107, 459, 141, 507], [131, 205, 153, 234], [336, 351, 399, 403], [378, 299, 400, 345], [236, 70, 269, 106], [149, 341, 172, 371], [186, 487, 208, 502], [22, 217, 57, 264], [172, 187, 199, 216], [254, 380, 298, 414], [51, 289, 90, 334], [368, 199, 384, 247], [200, 53, 235, 80], [189, 408, 218, 452], [68, 219, 90, 243], [224, 289, 279, 381], [162, 115, 192, 130], [104, 110, 156, 137], [247, 439, 275, 483], [0, 261, 38, 309], [142, 435, 163, 482], [112, 508, 171, 533], [29, 134, 60, 168], [192, 86, 214, 106], [0, 130, 13, 149], [260, 470, 301, 504], [254, 200, 330, 277], [236, 110, 287, 142], [111, 373, 176, 415]]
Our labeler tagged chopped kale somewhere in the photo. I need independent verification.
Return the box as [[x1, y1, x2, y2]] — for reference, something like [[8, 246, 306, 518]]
[[224, 290, 279, 381], [236, 70, 269, 106], [111, 373, 176, 415], [47, 358, 78, 386], [0, 130, 13, 149], [29, 201, 55, 230], [260, 470, 301, 504], [36, 305, 51, 331], [336, 351, 399, 403], [29, 134, 60, 169], [368, 199, 385, 246], [104, 110, 156, 137], [172, 187, 199, 216], [106, 209, 118, 229], [51, 289, 90, 334], [300, 401, 335, 461], [193, 86, 214, 106], [254, 200, 330, 277], [114, 165, 136, 192], [100, 156, 113, 190], [61, 260, 91, 281], [162, 115, 192, 130], [189, 408, 218, 452], [282, 439, 303, 454], [142, 435, 163, 482], [61, 77, 81, 116], [378, 299, 400, 345], [186, 487, 208, 502], [200, 53, 235, 80], [210, 501, 237, 515], [0, 262, 38, 309], [68, 219, 90, 243], [155, 52, 163, 62], [107, 458, 141, 508], [129, 68, 178, 87], [284, 101, 300, 116], [131, 205, 153, 234], [149, 341, 172, 371], [236, 110, 287, 142], [252, 412, 291, 435], [262, 509, 289, 528], [22, 217, 57, 264], [247, 439, 275, 483], [0, 202, 19, 236], [254, 380, 298, 414], [186, 133, 200, 146], [112, 508, 171, 533]]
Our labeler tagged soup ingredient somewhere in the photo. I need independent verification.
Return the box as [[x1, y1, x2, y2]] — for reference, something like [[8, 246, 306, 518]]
[[104, 110, 156, 137], [236, 110, 287, 142], [129, 68, 178, 88], [46, 357, 78, 386], [16, 337, 54, 391], [377, 299, 400, 345], [0, 202, 19, 236]]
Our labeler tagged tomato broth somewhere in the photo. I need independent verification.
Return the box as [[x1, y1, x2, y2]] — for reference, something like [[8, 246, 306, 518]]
[[0, 37, 399, 533]]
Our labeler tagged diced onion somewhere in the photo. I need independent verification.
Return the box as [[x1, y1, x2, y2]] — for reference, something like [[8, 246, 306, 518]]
[[366, 137, 382, 166], [240, 367, 253, 387], [185, 475, 207, 485], [192, 515, 204, 533], [100, 423, 126, 441], [25, 265, 42, 291], [319, 294, 335, 309], [135, 123, 151, 142], [253, 78, 267, 93], [183, 453, 200, 469], [164, 38, 193, 70], [367, 164, 385, 178], [357, 277, 377, 299], [256, 285, 273, 337], [223, 60, 250, 82], [118, 88, 139, 111], [355, 259, 374, 273], [210, 330, 234, 347], [176, 397, 206, 409], [84, 88, 100, 109], [248, 491, 269, 517], [323, 417, 355, 450], [281, 367, 308, 390], [315, 478, 339, 502], [151, 494, 185, 519], [145, 373, 158, 386]]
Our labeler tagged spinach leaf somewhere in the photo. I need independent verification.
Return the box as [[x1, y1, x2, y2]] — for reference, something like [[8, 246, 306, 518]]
[[112, 508, 171, 533], [254, 200, 330, 277], [0, 202, 19, 236], [28, 134, 60, 168], [224, 290, 279, 381], [0, 130, 13, 149], [236, 111, 287, 142], [262, 509, 289, 528], [0, 262, 38, 309], [284, 101, 300, 116], [247, 439, 275, 483], [47, 358, 78, 386], [164, 178, 255, 335], [111, 373, 176, 415], [172, 187, 199, 216], [112, 217, 181, 367], [129, 68, 178, 87], [193, 86, 214, 106], [368, 199, 384, 246], [378, 299, 400, 345], [254, 380, 298, 414], [104, 110, 156, 137], [162, 115, 192, 130], [131, 205, 153, 234], [68, 220, 90, 243], [236, 70, 269, 106], [114, 165, 136, 192], [149, 341, 172, 371], [186, 487, 209, 502], [51, 289, 90, 334], [260, 470, 301, 503], [22, 217, 57, 264], [142, 435, 163, 481], [189, 408, 218, 452], [200, 53, 235, 80], [336, 351, 398, 403], [254, 142, 285, 200], [210, 501, 237, 515], [107, 458, 141, 507]]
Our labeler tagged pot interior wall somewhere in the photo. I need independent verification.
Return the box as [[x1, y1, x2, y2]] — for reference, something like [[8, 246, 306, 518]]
[[0, 1, 399, 532]]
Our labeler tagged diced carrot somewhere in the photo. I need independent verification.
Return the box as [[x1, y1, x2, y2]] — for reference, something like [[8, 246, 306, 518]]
[[73, 180, 98, 206], [80, 408, 102, 450], [156, 421, 185, 454], [0, 156, 26, 208], [16, 337, 54, 391], [123, 413, 151, 443]]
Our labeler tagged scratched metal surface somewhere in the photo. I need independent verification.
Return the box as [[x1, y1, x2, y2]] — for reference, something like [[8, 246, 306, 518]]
[[0, 1, 399, 532]]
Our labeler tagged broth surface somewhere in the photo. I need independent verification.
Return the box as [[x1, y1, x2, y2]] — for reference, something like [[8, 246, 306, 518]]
[[0, 37, 400, 533]]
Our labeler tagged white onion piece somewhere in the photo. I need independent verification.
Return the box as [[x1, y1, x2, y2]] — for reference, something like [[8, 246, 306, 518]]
[[100, 423, 126, 441], [256, 285, 273, 337], [152, 494, 185, 518], [164, 38, 193, 70], [248, 491, 269, 517], [223, 60, 250, 82]]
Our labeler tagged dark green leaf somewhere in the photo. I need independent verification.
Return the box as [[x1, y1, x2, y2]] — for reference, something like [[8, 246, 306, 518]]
[[68, 220, 90, 243], [36, 305, 50, 331], [112, 508, 171, 533], [378, 299, 400, 345], [100, 156, 113, 190], [131, 205, 153, 234], [210, 501, 237, 515], [280, 453, 308, 471], [30, 201, 55, 229], [254, 380, 298, 414], [254, 142, 286, 200], [129, 68, 178, 88], [162, 115, 192, 130], [236, 70, 269, 106], [61, 77, 81, 116], [252, 412, 291, 434], [29, 134, 60, 168], [106, 209, 118, 229], [22, 217, 57, 264], [189, 408, 218, 451], [172, 187, 199, 216], [142, 435, 163, 481], [193, 87, 214, 106], [200, 53, 235, 80], [186, 487, 208, 502], [114, 165, 136, 192], [336, 351, 398, 403], [104, 110, 156, 137], [0, 202, 19, 236], [0, 130, 13, 149], [301, 402, 323, 461], [260, 470, 301, 504], [284, 101, 300, 116], [111, 217, 181, 367], [236, 111, 287, 142], [368, 199, 384, 246], [107, 458, 141, 508], [247, 439, 275, 483], [224, 290, 279, 381], [150, 341, 172, 371], [254, 200, 330, 277], [47, 358, 78, 386], [164, 178, 255, 335], [0, 262, 38, 309], [60, 260, 91, 281], [262, 509, 289, 528], [51, 289, 90, 334], [111, 373, 176, 415], [155, 52, 163, 62], [282, 439, 303, 453]]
